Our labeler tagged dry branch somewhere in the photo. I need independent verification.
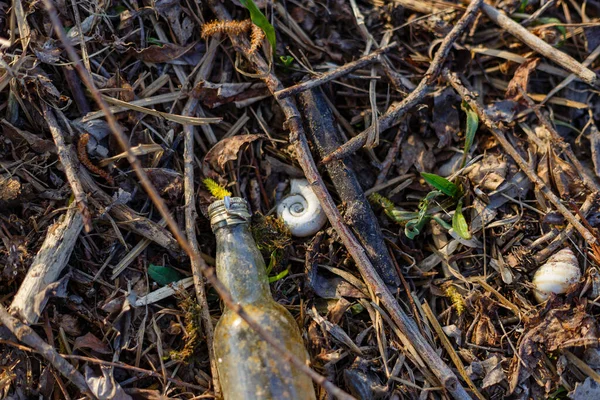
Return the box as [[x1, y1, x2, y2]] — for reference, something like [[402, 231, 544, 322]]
[[43, 103, 92, 232], [10, 206, 83, 324], [480, 3, 597, 86], [274, 43, 398, 100], [321, 0, 484, 164]]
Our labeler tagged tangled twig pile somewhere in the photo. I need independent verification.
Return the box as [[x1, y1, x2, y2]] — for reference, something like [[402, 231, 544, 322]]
[[1, 0, 600, 399]]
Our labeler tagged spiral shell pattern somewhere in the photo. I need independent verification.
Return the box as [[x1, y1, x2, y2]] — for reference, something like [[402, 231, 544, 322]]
[[532, 248, 581, 303], [276, 179, 327, 237]]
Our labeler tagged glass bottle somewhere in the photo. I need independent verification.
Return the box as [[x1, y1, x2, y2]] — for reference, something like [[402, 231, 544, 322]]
[[208, 197, 316, 400]]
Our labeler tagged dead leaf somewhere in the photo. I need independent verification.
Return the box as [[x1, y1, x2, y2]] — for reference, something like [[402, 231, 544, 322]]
[[569, 377, 600, 400], [32, 274, 70, 319], [192, 81, 270, 109], [204, 134, 265, 171], [398, 134, 436, 174], [549, 149, 585, 199], [85, 366, 132, 400], [467, 152, 507, 191], [432, 87, 460, 148], [57, 314, 81, 336], [131, 42, 196, 63], [74, 333, 113, 354], [1, 119, 56, 153], [484, 100, 519, 124], [155, 0, 194, 45], [145, 168, 183, 204], [508, 304, 599, 394], [505, 58, 541, 100]]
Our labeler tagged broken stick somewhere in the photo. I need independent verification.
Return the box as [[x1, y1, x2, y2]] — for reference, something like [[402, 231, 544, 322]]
[[10, 205, 83, 324]]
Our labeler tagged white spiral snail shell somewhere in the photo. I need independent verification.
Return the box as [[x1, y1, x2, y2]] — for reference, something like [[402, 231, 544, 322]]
[[532, 248, 581, 303], [276, 179, 327, 237]]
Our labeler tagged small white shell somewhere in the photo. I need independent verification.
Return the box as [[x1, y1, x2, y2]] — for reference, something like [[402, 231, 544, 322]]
[[276, 179, 327, 237], [532, 248, 581, 303]]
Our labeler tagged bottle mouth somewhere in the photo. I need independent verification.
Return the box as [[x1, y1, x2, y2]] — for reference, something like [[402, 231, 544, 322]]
[[208, 197, 251, 231]]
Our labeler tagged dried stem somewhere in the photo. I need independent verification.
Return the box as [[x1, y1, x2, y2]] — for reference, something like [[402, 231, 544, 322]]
[[183, 98, 221, 396], [274, 43, 397, 100], [444, 70, 598, 247], [43, 103, 92, 232], [321, 0, 484, 164]]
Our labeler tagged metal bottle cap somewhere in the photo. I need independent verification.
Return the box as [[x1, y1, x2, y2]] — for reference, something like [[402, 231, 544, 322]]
[[208, 197, 251, 231]]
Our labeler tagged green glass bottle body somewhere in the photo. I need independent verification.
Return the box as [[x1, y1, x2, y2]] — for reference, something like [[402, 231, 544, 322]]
[[209, 198, 316, 400]]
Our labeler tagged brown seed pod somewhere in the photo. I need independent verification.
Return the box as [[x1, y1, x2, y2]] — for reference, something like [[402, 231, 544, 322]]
[[77, 133, 114, 185], [201, 19, 252, 39]]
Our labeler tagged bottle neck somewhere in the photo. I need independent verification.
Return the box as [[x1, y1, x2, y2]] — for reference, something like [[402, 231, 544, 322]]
[[214, 223, 271, 305]]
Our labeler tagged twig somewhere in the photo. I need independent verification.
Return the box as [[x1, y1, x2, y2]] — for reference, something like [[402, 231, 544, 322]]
[[480, 2, 597, 86], [0, 304, 94, 398], [60, 354, 207, 391], [422, 301, 486, 400], [540, 42, 600, 105], [10, 206, 83, 324], [77, 166, 181, 254], [207, 2, 473, 399], [182, 84, 221, 398], [533, 193, 597, 264], [43, 103, 92, 232], [444, 70, 598, 247], [520, 0, 556, 26], [321, 0, 484, 164], [298, 88, 400, 286], [43, 1, 349, 398], [274, 43, 398, 100]]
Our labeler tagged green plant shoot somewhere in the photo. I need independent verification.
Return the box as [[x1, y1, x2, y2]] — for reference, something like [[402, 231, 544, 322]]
[[421, 172, 459, 197], [460, 100, 478, 169]]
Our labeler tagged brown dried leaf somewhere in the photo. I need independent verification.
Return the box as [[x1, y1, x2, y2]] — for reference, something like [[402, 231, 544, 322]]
[[508, 305, 598, 394], [549, 149, 585, 198], [131, 42, 196, 63], [74, 332, 113, 354], [432, 87, 460, 148], [1, 119, 56, 153], [505, 58, 540, 100], [145, 168, 183, 204], [398, 134, 435, 174], [85, 366, 132, 400], [204, 134, 265, 171]]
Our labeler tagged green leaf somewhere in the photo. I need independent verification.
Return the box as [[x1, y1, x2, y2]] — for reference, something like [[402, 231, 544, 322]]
[[405, 217, 429, 239], [432, 215, 452, 230], [460, 101, 479, 168], [148, 264, 182, 286], [239, 0, 276, 51], [280, 55, 294, 67], [421, 173, 459, 197], [268, 268, 289, 283], [452, 200, 471, 240]]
